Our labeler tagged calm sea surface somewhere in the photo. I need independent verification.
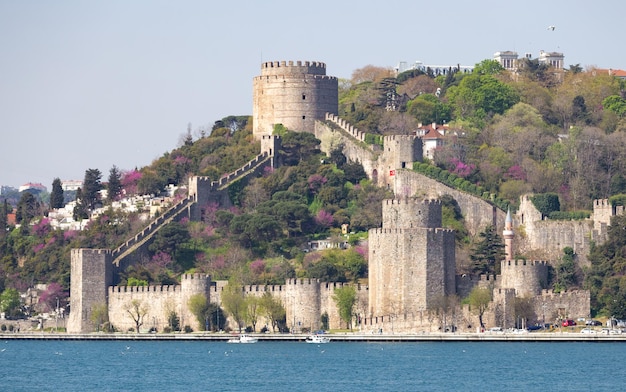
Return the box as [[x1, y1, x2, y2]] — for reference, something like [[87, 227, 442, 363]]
[[0, 340, 624, 391]]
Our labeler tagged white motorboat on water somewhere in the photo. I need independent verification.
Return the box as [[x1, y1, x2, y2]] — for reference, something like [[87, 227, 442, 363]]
[[305, 334, 330, 344], [227, 334, 258, 344]]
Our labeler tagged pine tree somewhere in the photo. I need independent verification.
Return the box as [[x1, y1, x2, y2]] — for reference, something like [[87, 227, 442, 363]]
[[470, 225, 505, 275], [50, 178, 64, 209], [107, 166, 123, 204], [16, 192, 39, 224], [82, 168, 103, 210]]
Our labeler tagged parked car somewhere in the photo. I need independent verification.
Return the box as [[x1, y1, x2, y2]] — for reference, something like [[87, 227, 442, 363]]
[[527, 324, 543, 331], [585, 320, 602, 326], [580, 328, 596, 334], [562, 319, 577, 327]]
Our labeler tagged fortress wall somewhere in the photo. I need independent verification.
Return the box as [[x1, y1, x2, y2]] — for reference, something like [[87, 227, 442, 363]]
[[537, 290, 591, 321], [499, 260, 548, 297], [394, 170, 503, 236], [108, 285, 183, 332], [519, 218, 592, 263], [314, 120, 378, 180], [107, 273, 211, 332]]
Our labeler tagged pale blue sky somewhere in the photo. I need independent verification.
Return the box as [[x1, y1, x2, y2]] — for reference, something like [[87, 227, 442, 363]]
[[1, 0, 622, 189]]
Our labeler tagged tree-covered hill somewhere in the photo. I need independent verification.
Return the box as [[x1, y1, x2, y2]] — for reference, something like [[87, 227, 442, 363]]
[[2, 59, 626, 319]]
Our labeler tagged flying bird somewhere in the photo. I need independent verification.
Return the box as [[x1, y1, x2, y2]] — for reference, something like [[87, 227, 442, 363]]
[[547, 25, 555, 31]]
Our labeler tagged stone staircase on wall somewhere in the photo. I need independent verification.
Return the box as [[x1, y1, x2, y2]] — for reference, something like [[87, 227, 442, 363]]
[[107, 150, 274, 269], [111, 195, 195, 266]]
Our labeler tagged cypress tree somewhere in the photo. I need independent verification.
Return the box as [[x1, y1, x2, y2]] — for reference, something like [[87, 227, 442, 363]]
[[107, 166, 123, 204], [50, 178, 64, 209]]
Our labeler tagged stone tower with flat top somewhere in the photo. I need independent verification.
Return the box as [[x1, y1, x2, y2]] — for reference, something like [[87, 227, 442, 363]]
[[368, 198, 456, 319], [253, 60, 338, 139]]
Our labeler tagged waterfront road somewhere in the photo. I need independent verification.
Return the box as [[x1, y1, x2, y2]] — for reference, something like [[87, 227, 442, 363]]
[[2, 331, 626, 342]]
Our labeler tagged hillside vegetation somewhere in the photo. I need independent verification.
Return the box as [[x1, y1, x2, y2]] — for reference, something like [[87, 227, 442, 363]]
[[2, 59, 626, 318]]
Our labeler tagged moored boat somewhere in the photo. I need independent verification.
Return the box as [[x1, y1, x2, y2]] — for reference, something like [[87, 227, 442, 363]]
[[305, 335, 330, 344], [227, 334, 258, 343]]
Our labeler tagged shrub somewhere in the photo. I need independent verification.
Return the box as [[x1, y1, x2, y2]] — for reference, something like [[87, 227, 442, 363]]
[[183, 325, 193, 333], [609, 194, 626, 207], [530, 193, 560, 217], [0, 324, 5, 331], [548, 211, 591, 220]]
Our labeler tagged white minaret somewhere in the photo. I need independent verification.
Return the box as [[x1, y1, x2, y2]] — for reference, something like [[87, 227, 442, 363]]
[[503, 208, 514, 261]]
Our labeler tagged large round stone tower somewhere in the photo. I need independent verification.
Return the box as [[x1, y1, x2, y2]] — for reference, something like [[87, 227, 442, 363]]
[[253, 60, 338, 139]]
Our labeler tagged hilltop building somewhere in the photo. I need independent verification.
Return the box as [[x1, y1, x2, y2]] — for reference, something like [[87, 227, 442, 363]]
[[494, 50, 565, 71]]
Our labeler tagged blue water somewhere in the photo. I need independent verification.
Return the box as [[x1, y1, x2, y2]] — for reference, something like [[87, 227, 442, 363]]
[[0, 340, 624, 391]]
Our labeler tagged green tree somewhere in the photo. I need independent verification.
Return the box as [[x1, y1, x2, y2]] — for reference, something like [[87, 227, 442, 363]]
[[467, 286, 492, 329], [553, 247, 578, 292], [188, 293, 210, 331], [148, 221, 190, 261], [167, 311, 181, 332], [81, 168, 103, 210], [447, 65, 519, 121], [603, 95, 626, 118], [50, 178, 64, 209], [90, 302, 109, 332], [0, 288, 21, 318], [530, 193, 560, 218], [585, 214, 626, 315], [246, 296, 260, 332], [332, 285, 357, 330], [222, 284, 247, 332], [107, 166, 123, 204], [259, 292, 285, 332], [16, 191, 39, 224], [0, 199, 9, 234], [470, 225, 505, 275]]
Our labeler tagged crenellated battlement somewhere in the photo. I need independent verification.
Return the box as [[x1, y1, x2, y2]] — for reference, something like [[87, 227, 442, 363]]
[[286, 278, 321, 285], [501, 259, 549, 268], [181, 273, 210, 281], [383, 134, 418, 142], [324, 113, 367, 142], [261, 60, 326, 71], [254, 74, 338, 82], [480, 274, 497, 281], [540, 289, 590, 299], [109, 284, 180, 293], [242, 284, 286, 293], [384, 198, 441, 206], [369, 227, 452, 235], [72, 248, 110, 256], [259, 61, 328, 78]]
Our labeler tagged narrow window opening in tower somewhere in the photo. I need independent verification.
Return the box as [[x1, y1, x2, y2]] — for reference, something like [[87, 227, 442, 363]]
[[302, 94, 306, 100], [302, 116, 306, 120], [401, 162, 406, 168]]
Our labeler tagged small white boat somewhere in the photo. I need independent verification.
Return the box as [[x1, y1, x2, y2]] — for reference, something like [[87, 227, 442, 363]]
[[305, 335, 330, 344], [227, 334, 258, 344]]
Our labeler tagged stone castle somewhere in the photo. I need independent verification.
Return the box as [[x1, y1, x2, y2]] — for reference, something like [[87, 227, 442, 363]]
[[68, 60, 609, 334]]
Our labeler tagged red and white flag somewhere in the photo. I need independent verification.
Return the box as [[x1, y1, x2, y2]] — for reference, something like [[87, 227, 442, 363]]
[[389, 170, 396, 176]]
